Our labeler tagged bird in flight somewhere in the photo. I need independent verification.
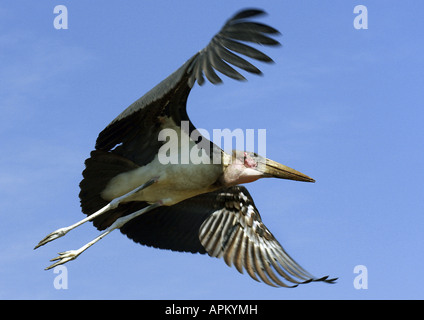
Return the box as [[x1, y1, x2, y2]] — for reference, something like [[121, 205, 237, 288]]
[[35, 8, 336, 288]]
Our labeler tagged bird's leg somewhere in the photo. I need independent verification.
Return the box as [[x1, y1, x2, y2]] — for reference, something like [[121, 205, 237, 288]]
[[45, 201, 163, 270], [34, 177, 158, 249]]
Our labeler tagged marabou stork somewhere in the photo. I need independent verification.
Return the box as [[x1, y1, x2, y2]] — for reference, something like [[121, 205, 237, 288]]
[[35, 9, 336, 287]]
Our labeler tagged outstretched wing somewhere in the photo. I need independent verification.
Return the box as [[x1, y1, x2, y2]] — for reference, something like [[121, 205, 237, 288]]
[[119, 186, 336, 288], [94, 8, 280, 166], [198, 186, 335, 287]]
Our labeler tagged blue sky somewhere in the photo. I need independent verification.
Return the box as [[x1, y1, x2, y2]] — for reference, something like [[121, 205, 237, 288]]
[[1, 1, 423, 299]]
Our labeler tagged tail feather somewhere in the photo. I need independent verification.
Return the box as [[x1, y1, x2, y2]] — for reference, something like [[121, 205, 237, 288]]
[[79, 150, 143, 230]]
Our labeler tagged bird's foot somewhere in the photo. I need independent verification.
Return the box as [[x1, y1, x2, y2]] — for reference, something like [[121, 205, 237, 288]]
[[45, 249, 82, 270], [34, 227, 70, 250]]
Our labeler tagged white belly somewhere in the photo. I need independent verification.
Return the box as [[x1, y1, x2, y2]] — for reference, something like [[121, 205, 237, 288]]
[[101, 118, 223, 205], [102, 155, 222, 205]]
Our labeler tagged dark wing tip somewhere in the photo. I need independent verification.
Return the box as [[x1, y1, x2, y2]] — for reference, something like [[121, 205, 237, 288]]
[[188, 8, 281, 87], [321, 276, 338, 284], [230, 8, 267, 21]]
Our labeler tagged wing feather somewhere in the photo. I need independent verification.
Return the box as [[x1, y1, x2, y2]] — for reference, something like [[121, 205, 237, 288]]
[[197, 186, 337, 287], [188, 8, 280, 86], [217, 37, 274, 62]]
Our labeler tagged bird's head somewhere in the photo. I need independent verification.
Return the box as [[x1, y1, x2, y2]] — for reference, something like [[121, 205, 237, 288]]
[[220, 150, 315, 186]]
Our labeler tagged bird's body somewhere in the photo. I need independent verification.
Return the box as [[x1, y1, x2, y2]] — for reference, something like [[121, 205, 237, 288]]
[[103, 156, 221, 206], [100, 122, 223, 206], [35, 8, 336, 288]]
